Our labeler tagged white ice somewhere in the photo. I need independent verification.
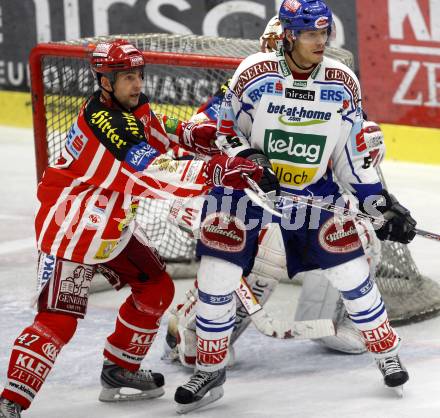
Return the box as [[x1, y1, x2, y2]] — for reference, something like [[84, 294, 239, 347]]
[[1, 126, 440, 418]]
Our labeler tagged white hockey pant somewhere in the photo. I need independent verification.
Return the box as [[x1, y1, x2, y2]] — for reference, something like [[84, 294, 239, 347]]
[[325, 256, 400, 356], [195, 256, 241, 372]]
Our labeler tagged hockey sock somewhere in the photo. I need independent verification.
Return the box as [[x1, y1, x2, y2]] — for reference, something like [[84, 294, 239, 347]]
[[195, 257, 241, 372], [104, 295, 163, 372], [325, 257, 399, 355], [196, 291, 236, 371], [342, 280, 399, 354], [1, 312, 77, 409]]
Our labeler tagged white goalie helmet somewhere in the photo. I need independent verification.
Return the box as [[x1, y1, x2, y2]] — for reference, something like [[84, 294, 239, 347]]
[[259, 15, 283, 52], [363, 120, 386, 168]]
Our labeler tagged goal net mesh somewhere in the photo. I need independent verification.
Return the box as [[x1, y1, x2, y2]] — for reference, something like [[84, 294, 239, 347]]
[[31, 33, 440, 324]]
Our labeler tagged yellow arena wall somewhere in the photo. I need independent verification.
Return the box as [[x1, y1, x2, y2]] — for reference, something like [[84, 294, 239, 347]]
[[380, 124, 440, 165], [0, 91, 33, 129], [1, 90, 439, 165]]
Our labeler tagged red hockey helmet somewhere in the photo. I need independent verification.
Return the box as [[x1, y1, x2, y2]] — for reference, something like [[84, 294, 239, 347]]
[[90, 39, 145, 82]]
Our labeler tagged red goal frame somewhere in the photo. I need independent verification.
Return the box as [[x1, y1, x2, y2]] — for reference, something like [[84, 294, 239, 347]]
[[29, 43, 242, 182]]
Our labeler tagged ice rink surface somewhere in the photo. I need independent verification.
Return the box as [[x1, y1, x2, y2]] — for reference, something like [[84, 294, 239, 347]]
[[1, 126, 440, 417]]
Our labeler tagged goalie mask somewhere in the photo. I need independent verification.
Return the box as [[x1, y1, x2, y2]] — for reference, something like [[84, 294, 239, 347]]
[[260, 15, 283, 52]]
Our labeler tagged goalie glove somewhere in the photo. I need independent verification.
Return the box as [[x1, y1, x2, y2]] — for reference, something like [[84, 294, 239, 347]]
[[373, 189, 417, 244], [205, 154, 263, 189], [237, 148, 280, 195]]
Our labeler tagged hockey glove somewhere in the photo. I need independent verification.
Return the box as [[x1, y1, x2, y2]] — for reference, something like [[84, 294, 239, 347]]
[[179, 120, 219, 156], [206, 154, 263, 190], [374, 189, 417, 244], [237, 148, 280, 195]]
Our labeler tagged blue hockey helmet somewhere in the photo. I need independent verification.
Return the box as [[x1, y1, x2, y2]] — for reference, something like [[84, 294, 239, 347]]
[[279, 0, 333, 35]]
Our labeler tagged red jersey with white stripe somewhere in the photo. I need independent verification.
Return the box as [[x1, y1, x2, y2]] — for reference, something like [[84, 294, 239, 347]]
[[35, 92, 208, 264]]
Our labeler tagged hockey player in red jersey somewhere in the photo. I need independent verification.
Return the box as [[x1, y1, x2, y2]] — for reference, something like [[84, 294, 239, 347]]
[[0, 39, 263, 418]]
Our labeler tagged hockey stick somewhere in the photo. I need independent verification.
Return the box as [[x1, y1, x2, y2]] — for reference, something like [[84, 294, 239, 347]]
[[244, 174, 440, 243], [278, 194, 440, 242], [235, 276, 336, 339], [242, 174, 285, 218]]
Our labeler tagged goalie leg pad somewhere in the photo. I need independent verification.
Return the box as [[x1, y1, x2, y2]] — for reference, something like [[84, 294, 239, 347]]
[[195, 257, 241, 372], [295, 270, 341, 322], [232, 223, 285, 342], [295, 270, 366, 354], [325, 256, 399, 354], [163, 284, 199, 368], [252, 223, 287, 280]]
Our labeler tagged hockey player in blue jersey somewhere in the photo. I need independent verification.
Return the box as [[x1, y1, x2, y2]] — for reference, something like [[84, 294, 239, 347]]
[[174, 0, 416, 413]]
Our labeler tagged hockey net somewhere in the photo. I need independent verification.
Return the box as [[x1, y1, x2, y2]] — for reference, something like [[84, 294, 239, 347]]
[[30, 33, 440, 324]]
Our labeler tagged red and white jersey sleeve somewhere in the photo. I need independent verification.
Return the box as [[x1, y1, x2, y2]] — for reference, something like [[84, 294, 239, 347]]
[[35, 92, 208, 265]]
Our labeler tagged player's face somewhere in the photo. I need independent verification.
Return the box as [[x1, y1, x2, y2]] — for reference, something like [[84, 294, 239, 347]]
[[113, 70, 144, 109], [293, 28, 328, 66], [265, 37, 278, 52]]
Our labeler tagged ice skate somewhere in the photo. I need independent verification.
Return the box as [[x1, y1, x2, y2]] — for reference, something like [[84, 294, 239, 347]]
[[99, 360, 165, 402], [375, 354, 409, 397], [0, 398, 21, 418], [174, 368, 226, 414]]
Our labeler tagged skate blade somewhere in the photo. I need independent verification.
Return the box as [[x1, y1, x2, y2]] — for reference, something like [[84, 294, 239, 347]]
[[176, 386, 224, 414], [99, 385, 165, 402]]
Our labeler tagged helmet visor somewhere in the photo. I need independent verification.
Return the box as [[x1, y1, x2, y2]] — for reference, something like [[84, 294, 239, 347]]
[[293, 21, 336, 44]]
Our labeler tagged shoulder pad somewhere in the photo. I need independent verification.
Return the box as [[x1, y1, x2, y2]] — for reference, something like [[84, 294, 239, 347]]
[[231, 53, 279, 98], [322, 58, 361, 107]]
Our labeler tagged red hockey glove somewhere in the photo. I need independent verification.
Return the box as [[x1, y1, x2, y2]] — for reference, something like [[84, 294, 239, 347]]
[[180, 120, 220, 156], [206, 154, 263, 189]]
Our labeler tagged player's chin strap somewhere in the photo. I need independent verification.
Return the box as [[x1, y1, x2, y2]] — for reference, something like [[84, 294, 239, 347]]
[[243, 174, 440, 243], [98, 74, 132, 113], [236, 276, 335, 339]]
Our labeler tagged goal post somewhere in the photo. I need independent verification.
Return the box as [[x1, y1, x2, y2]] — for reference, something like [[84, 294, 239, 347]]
[[29, 41, 241, 182], [29, 33, 440, 324]]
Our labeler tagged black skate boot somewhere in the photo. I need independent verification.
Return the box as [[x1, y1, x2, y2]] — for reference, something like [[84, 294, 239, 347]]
[[175, 368, 226, 414], [99, 360, 165, 402], [376, 354, 409, 396], [0, 398, 21, 418]]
